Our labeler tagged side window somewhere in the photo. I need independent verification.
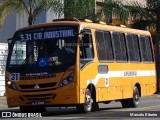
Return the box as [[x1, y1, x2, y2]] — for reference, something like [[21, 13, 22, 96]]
[[10, 41, 26, 65], [126, 34, 140, 62], [95, 30, 107, 61], [104, 31, 114, 61], [133, 35, 141, 61], [112, 32, 127, 62], [95, 30, 114, 62], [80, 29, 94, 68], [139, 36, 153, 62], [145, 36, 153, 62]]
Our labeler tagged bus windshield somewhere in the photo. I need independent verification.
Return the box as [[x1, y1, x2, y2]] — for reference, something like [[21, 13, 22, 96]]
[[8, 26, 78, 69]]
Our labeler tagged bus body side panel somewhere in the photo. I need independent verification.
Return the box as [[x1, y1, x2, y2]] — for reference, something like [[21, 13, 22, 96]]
[[79, 29, 125, 103], [122, 63, 156, 98], [79, 26, 157, 104], [131, 64, 157, 96]]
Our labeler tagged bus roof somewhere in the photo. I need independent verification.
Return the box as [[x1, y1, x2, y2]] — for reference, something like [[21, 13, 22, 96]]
[[17, 17, 151, 36]]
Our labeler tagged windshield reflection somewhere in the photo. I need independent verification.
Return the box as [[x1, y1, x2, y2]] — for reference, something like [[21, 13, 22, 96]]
[[9, 38, 77, 68]]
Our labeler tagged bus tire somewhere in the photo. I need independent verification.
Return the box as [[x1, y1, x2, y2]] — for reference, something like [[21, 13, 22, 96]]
[[20, 106, 46, 113], [76, 89, 92, 113], [121, 86, 140, 108], [121, 99, 131, 108], [91, 102, 99, 111], [130, 86, 140, 108]]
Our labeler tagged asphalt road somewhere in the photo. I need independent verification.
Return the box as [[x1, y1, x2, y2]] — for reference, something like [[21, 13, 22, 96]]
[[0, 95, 160, 120]]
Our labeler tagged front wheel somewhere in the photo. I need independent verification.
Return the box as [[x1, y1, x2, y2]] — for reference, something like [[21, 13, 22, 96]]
[[76, 89, 93, 113]]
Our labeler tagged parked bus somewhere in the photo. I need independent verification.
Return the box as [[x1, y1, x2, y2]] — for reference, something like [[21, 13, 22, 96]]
[[5, 18, 156, 113]]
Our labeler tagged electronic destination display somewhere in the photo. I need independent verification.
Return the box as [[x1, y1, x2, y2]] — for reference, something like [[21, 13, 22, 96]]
[[17, 26, 78, 42]]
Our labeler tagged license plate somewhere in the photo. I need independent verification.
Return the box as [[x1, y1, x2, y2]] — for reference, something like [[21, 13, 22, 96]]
[[32, 101, 45, 105]]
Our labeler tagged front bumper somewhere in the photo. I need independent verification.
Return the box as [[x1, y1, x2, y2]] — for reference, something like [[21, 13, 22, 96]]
[[6, 82, 78, 108]]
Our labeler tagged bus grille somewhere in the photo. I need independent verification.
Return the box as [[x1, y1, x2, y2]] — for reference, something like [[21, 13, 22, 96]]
[[19, 82, 57, 89], [20, 93, 56, 102], [18, 82, 57, 92]]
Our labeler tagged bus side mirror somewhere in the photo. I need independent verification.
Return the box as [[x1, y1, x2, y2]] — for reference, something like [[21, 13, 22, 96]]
[[7, 38, 12, 50], [7, 38, 12, 44], [79, 30, 86, 41], [79, 30, 85, 35]]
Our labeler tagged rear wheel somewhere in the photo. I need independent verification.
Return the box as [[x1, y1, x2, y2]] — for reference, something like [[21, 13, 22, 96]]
[[20, 106, 46, 113], [76, 89, 93, 113], [121, 99, 131, 108], [121, 86, 140, 108], [130, 86, 140, 108]]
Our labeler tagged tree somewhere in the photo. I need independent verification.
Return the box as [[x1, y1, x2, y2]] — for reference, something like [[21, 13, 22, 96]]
[[128, 0, 160, 93], [127, 0, 156, 30], [0, 0, 63, 25], [0, 17, 3, 25], [0, 11, 4, 25], [64, 0, 96, 21], [97, 0, 129, 25], [0, 0, 63, 64]]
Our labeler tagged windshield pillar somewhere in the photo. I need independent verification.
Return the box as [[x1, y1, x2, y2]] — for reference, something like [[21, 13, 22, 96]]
[[26, 42, 35, 64]]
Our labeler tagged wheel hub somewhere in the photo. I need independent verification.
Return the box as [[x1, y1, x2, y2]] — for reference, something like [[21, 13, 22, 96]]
[[135, 92, 139, 104]]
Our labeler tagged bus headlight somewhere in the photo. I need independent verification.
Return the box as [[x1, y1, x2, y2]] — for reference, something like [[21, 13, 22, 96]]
[[60, 73, 74, 87], [6, 81, 17, 90], [62, 79, 68, 85]]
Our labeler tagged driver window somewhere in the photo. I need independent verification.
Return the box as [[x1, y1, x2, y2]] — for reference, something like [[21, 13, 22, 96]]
[[80, 29, 94, 68]]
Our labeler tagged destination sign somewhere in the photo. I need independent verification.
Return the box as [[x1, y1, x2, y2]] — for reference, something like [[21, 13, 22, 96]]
[[19, 28, 77, 42]]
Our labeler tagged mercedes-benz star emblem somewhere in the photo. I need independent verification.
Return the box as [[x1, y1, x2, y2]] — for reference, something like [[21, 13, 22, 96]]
[[34, 84, 40, 89]]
